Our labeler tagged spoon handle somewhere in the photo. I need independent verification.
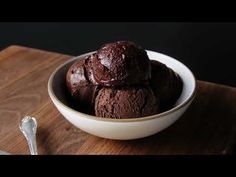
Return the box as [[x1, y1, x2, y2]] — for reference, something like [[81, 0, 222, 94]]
[[0, 150, 10, 155], [26, 133, 38, 155]]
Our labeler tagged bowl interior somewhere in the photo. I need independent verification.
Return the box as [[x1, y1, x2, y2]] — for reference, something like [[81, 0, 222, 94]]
[[49, 50, 196, 121]]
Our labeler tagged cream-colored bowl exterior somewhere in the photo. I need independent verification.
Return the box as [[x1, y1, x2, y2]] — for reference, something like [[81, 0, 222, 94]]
[[48, 50, 196, 140]]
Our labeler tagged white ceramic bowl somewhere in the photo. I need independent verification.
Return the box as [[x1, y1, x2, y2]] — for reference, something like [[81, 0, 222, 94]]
[[48, 50, 196, 140]]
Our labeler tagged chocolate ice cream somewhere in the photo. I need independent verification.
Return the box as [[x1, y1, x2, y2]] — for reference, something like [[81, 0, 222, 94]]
[[66, 41, 183, 118], [150, 60, 183, 111], [91, 41, 151, 86], [95, 86, 159, 118], [66, 56, 100, 113]]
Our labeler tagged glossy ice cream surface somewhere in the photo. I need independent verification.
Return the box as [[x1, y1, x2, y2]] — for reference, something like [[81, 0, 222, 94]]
[[91, 41, 151, 86]]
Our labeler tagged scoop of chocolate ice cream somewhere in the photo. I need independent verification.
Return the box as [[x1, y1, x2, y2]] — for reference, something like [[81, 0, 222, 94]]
[[150, 60, 183, 111], [66, 56, 100, 113], [95, 86, 159, 119], [91, 41, 151, 86]]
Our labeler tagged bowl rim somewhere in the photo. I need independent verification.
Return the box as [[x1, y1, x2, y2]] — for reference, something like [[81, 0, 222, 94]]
[[48, 50, 197, 122]]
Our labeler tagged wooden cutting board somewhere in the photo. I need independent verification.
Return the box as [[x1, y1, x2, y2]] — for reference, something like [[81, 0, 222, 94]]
[[0, 45, 236, 155]]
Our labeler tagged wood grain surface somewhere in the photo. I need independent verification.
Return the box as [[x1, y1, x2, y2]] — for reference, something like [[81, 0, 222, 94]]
[[0, 45, 236, 155]]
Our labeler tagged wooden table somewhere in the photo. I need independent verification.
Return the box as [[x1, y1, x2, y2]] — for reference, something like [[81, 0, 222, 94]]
[[0, 45, 236, 155]]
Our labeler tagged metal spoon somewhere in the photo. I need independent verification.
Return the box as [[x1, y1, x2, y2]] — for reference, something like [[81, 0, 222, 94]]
[[19, 116, 38, 155], [0, 150, 10, 155]]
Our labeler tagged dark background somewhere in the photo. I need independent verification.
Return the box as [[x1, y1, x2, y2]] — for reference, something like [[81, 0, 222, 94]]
[[0, 22, 235, 87]]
